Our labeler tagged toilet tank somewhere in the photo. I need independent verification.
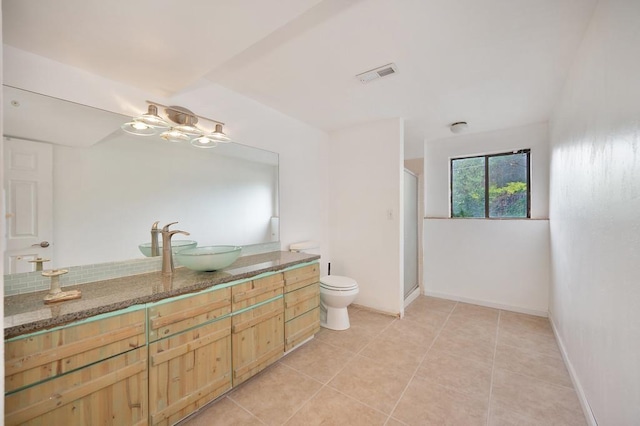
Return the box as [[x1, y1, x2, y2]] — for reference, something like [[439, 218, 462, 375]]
[[289, 241, 320, 255]]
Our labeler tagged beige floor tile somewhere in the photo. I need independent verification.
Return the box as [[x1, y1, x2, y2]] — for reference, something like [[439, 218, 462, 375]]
[[498, 326, 561, 359], [284, 387, 387, 426], [349, 309, 396, 335], [489, 404, 545, 426], [379, 319, 438, 350], [392, 375, 488, 425], [400, 307, 450, 333], [406, 296, 457, 315], [328, 354, 414, 414], [440, 315, 499, 340], [431, 326, 496, 365], [491, 369, 586, 426], [494, 343, 573, 388], [416, 350, 493, 403], [315, 324, 376, 353], [499, 311, 553, 336], [450, 303, 500, 323], [280, 338, 355, 383], [228, 363, 322, 425], [385, 417, 409, 426], [179, 396, 263, 426], [359, 334, 428, 375]]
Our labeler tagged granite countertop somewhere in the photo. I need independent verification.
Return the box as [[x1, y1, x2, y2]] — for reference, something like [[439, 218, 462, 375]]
[[4, 251, 320, 339]]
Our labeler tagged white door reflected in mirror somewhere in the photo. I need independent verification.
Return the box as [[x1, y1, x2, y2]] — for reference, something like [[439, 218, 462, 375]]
[[3, 138, 53, 274]]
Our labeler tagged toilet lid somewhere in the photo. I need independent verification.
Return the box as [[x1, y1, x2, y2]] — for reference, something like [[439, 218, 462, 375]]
[[320, 275, 358, 290]]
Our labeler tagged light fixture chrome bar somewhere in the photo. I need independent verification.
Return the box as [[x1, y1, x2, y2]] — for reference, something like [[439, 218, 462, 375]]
[[145, 100, 225, 126]]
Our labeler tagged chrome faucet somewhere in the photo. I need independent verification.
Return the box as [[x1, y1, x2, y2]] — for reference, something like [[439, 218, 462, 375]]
[[161, 222, 190, 276], [150, 221, 161, 257]]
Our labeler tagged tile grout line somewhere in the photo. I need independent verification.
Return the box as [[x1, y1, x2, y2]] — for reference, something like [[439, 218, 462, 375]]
[[382, 301, 459, 425], [280, 314, 397, 425], [225, 396, 269, 425], [486, 309, 502, 426]]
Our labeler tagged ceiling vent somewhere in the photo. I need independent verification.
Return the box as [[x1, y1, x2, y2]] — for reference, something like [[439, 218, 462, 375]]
[[356, 63, 398, 83]]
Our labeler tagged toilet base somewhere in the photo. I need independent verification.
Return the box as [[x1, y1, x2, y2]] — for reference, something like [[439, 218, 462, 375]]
[[320, 303, 351, 331]]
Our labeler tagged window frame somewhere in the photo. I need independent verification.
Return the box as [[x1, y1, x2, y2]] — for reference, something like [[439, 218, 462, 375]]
[[449, 149, 531, 219]]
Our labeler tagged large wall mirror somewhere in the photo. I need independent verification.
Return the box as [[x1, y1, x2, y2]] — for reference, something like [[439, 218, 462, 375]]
[[3, 85, 279, 274]]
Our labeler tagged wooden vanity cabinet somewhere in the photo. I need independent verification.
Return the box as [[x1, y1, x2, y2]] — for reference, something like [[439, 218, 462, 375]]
[[147, 286, 232, 426], [231, 273, 285, 385], [283, 263, 321, 351], [4, 308, 148, 426]]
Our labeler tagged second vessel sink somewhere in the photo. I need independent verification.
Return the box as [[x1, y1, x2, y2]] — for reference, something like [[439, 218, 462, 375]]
[[139, 240, 197, 257], [175, 245, 242, 272]]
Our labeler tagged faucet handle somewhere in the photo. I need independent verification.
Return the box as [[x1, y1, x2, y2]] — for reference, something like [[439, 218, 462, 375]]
[[168, 230, 190, 237], [162, 221, 179, 232], [151, 221, 160, 231]]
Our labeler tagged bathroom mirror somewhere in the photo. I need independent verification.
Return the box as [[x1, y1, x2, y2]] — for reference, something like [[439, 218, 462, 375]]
[[3, 85, 279, 274]]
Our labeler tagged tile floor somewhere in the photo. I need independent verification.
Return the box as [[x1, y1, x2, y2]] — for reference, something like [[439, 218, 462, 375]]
[[180, 296, 586, 425]]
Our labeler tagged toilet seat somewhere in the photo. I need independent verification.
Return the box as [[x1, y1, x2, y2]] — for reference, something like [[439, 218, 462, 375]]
[[320, 275, 358, 291]]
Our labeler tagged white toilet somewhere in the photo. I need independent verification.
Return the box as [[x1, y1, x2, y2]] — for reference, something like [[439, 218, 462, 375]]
[[289, 241, 359, 331]]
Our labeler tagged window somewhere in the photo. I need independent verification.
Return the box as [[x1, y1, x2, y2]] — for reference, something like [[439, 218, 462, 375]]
[[450, 150, 530, 218]]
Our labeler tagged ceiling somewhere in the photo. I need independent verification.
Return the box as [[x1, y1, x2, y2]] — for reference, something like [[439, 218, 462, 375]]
[[3, 0, 598, 158]]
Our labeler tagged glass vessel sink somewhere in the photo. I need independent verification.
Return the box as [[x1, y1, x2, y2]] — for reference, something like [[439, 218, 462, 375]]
[[174, 246, 242, 272], [138, 240, 197, 257]]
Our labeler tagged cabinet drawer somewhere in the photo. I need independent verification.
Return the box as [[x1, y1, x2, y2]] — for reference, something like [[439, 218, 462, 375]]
[[5, 347, 148, 426], [284, 282, 320, 322], [232, 273, 284, 311], [283, 263, 319, 292], [149, 317, 231, 426], [285, 307, 320, 352], [148, 286, 231, 341], [232, 297, 284, 385], [5, 309, 146, 393]]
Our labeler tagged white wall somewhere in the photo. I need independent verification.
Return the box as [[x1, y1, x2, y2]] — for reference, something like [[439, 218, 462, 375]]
[[423, 123, 550, 314], [328, 118, 404, 315], [548, 0, 640, 424], [2, 46, 330, 268]]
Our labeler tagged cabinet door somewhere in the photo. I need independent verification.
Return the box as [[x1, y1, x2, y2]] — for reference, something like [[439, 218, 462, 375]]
[[5, 347, 148, 426], [232, 297, 284, 385], [285, 307, 321, 352], [232, 273, 284, 311], [283, 263, 319, 293], [149, 317, 231, 426], [5, 308, 146, 393], [148, 286, 231, 341], [284, 282, 320, 322]]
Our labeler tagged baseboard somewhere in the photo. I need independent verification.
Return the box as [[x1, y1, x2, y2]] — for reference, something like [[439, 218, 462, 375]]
[[404, 287, 421, 308], [548, 313, 598, 426], [350, 303, 400, 318], [423, 290, 548, 317]]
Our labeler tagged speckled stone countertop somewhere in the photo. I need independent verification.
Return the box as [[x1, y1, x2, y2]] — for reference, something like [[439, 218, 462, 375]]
[[4, 251, 319, 339]]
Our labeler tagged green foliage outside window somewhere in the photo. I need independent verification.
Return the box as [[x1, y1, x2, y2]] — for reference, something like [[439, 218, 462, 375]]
[[451, 151, 530, 218]]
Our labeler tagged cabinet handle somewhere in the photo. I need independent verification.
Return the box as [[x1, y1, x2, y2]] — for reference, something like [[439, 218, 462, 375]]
[[5, 323, 145, 377], [150, 374, 231, 424], [151, 326, 231, 366], [150, 298, 230, 330], [6, 358, 146, 425], [231, 307, 283, 333], [286, 322, 321, 345], [284, 291, 319, 308], [232, 281, 283, 303], [233, 346, 284, 379]]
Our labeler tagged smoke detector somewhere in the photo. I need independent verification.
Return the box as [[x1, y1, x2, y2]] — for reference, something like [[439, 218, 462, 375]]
[[356, 63, 398, 83]]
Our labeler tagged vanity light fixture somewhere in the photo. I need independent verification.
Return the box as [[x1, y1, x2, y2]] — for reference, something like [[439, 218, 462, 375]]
[[122, 101, 232, 147]]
